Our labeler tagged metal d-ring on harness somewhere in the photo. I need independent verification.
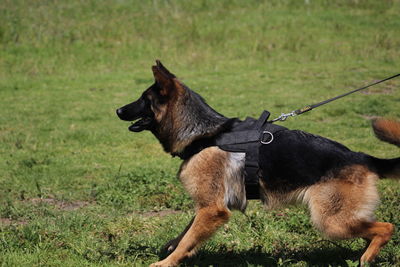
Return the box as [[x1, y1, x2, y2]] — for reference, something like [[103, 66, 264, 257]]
[[261, 131, 274, 145]]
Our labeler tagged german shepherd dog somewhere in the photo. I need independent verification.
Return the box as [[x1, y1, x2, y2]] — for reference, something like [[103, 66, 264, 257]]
[[116, 61, 400, 267]]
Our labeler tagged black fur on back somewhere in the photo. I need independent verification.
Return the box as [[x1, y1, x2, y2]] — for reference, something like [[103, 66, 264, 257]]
[[258, 130, 373, 192]]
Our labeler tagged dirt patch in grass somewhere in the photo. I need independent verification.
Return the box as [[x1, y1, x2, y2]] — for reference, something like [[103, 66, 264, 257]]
[[28, 198, 91, 211], [143, 210, 181, 217], [0, 218, 28, 226], [134, 210, 182, 218]]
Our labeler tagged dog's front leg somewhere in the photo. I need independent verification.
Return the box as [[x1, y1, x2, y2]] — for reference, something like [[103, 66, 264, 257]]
[[150, 205, 230, 267], [162, 217, 195, 255]]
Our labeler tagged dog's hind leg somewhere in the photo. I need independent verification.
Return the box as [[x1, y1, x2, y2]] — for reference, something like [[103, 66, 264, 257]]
[[306, 165, 394, 266], [317, 219, 394, 266], [151, 205, 230, 267], [356, 221, 395, 266]]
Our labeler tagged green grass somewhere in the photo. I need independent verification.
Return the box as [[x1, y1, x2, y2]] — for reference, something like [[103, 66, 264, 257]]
[[1, 0, 400, 266]]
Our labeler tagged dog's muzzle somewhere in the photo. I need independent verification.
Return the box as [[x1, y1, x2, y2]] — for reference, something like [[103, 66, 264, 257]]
[[116, 107, 154, 132]]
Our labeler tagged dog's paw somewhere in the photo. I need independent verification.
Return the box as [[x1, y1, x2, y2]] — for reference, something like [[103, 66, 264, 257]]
[[149, 259, 176, 267], [161, 238, 179, 254]]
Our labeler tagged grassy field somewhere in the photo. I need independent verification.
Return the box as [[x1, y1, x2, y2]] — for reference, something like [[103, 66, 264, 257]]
[[1, 0, 400, 266]]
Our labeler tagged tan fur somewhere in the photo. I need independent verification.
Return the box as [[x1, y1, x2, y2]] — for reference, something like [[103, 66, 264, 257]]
[[303, 165, 394, 266], [152, 206, 230, 267], [223, 152, 247, 211], [259, 180, 310, 209], [151, 147, 232, 267], [357, 222, 394, 265], [305, 165, 380, 239], [256, 165, 394, 267], [372, 118, 400, 147], [148, 94, 167, 122], [179, 147, 228, 208]]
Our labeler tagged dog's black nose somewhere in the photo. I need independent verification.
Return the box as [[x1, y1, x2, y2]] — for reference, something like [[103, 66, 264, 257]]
[[116, 108, 124, 119]]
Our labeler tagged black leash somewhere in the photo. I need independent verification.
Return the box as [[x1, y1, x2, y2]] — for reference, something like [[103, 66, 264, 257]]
[[269, 73, 400, 123]]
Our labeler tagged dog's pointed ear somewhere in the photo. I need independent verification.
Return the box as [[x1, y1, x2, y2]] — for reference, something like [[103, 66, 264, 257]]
[[152, 60, 177, 96], [156, 60, 176, 79]]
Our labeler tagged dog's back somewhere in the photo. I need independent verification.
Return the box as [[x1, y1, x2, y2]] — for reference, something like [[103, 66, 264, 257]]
[[259, 124, 400, 193]]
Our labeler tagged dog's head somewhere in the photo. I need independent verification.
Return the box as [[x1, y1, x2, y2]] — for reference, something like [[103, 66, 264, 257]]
[[116, 60, 184, 132]]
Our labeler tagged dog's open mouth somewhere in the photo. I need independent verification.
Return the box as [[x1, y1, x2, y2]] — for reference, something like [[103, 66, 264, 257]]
[[128, 117, 153, 132]]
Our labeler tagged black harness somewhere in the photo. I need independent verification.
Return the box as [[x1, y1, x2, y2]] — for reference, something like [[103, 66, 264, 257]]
[[176, 110, 287, 199]]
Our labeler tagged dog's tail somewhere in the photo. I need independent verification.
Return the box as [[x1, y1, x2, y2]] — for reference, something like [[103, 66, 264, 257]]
[[369, 118, 400, 179], [373, 118, 400, 147]]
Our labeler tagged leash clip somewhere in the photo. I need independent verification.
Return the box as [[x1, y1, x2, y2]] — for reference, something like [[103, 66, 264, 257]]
[[270, 111, 296, 122]]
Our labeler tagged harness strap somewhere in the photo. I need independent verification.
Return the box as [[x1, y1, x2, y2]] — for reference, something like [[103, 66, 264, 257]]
[[215, 130, 260, 145], [215, 110, 286, 199], [176, 110, 286, 200], [255, 110, 271, 128]]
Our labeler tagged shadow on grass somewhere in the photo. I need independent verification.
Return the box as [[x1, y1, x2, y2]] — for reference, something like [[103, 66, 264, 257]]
[[161, 245, 367, 267]]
